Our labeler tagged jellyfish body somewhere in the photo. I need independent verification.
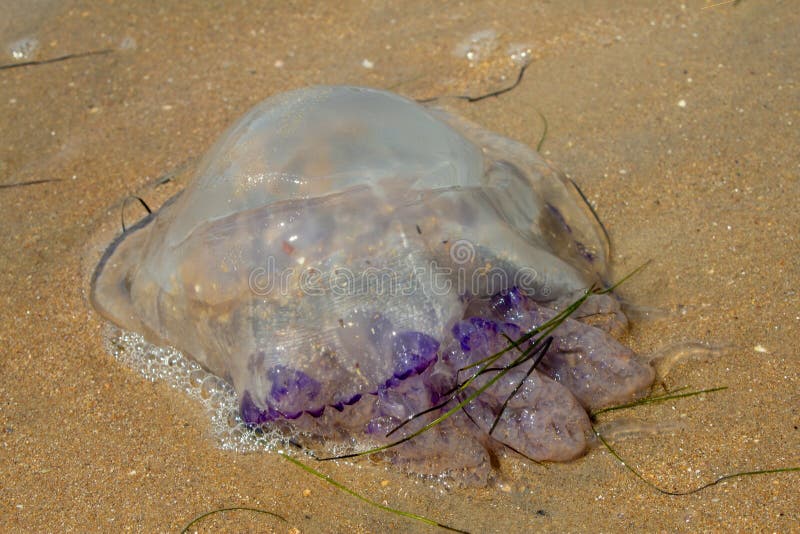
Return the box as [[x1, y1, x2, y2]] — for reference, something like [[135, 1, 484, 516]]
[[91, 86, 653, 472]]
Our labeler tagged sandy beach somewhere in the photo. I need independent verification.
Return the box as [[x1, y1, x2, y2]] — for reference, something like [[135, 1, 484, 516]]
[[1, 1, 798, 532]]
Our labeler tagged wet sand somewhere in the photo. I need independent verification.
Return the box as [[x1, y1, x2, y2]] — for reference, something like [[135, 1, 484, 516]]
[[1, 1, 798, 532]]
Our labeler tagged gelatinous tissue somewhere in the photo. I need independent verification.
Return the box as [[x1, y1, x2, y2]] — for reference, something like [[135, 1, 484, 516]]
[[91, 86, 654, 481]]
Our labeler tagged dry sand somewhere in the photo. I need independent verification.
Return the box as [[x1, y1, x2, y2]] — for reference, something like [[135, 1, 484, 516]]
[[1, 1, 798, 532]]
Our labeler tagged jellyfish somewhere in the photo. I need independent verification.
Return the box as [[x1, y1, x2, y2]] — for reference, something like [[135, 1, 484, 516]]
[[91, 86, 654, 480]]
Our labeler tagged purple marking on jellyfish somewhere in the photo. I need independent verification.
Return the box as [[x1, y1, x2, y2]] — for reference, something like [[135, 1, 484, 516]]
[[576, 241, 596, 263], [306, 406, 325, 417], [268, 365, 321, 403], [240, 390, 280, 425], [452, 318, 498, 351], [470, 316, 498, 332], [332, 392, 363, 411], [383, 376, 401, 389], [392, 331, 439, 380], [490, 286, 524, 317], [452, 321, 475, 351], [263, 365, 325, 419]]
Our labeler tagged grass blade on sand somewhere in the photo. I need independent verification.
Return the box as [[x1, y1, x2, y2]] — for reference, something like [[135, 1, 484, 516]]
[[282, 453, 469, 533], [180, 507, 286, 533]]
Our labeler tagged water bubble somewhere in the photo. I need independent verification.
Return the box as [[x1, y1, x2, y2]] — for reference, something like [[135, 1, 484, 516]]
[[453, 29, 498, 63], [507, 43, 533, 66], [7, 36, 39, 61]]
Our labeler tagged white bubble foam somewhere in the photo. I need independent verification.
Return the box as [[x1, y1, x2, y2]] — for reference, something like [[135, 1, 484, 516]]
[[103, 326, 284, 452]]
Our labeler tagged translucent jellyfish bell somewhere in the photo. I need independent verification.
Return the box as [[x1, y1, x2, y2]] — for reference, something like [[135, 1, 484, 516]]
[[92, 86, 649, 472]]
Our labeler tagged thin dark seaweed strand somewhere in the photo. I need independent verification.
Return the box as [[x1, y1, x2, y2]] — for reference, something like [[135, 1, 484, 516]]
[[416, 62, 531, 104], [385, 395, 454, 438], [386, 303, 564, 437], [500, 332, 524, 354], [535, 111, 549, 152], [407, 265, 652, 438], [593, 427, 799, 496], [180, 507, 286, 533], [386, 332, 546, 438], [454, 329, 530, 373], [317, 341, 544, 461], [383, 340, 541, 438], [385, 344, 528, 438], [488, 337, 553, 435], [386, 315, 560, 438], [568, 177, 611, 254], [597, 261, 651, 294], [496, 290, 596, 371], [121, 195, 152, 232], [459, 404, 545, 467], [497, 440, 546, 466], [456, 331, 542, 380], [0, 48, 113, 71], [0, 178, 63, 189], [460, 61, 530, 102], [321, 292, 586, 461], [281, 453, 469, 533], [457, 284, 597, 374], [590, 386, 729, 419]]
